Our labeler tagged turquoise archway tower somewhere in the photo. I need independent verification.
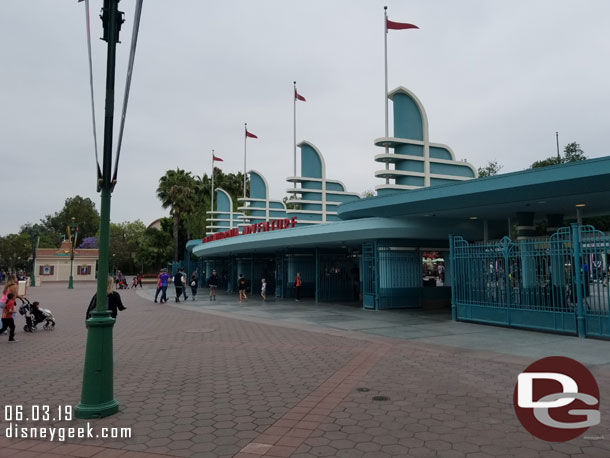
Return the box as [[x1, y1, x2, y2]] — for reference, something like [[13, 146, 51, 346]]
[[286, 141, 360, 224], [375, 87, 477, 196]]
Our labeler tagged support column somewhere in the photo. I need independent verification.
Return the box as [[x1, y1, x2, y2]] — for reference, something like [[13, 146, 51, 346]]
[[483, 219, 489, 243], [315, 248, 319, 304], [516, 212, 536, 303]]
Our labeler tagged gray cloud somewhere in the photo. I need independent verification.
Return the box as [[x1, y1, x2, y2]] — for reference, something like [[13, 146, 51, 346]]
[[2, 0, 609, 235]]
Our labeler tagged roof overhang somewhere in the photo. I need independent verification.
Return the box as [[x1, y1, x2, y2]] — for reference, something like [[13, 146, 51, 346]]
[[338, 157, 610, 221], [190, 217, 485, 258]]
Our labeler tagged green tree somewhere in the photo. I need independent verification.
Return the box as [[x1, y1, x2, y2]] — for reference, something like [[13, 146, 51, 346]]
[[136, 226, 173, 273], [531, 142, 587, 169], [157, 169, 198, 261], [563, 142, 586, 162], [40, 196, 100, 241], [19, 223, 61, 249], [109, 220, 146, 273], [477, 160, 503, 177], [0, 233, 31, 271]]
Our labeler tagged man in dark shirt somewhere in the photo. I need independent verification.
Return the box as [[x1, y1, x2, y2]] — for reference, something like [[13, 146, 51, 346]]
[[208, 269, 218, 301], [174, 269, 184, 303]]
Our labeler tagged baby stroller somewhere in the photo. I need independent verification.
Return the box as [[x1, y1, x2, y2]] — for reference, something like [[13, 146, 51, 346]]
[[19, 298, 56, 332]]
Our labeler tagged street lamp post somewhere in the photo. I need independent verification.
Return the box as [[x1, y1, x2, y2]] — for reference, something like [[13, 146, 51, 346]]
[[68, 217, 78, 289], [75, 0, 123, 419], [29, 229, 40, 287]]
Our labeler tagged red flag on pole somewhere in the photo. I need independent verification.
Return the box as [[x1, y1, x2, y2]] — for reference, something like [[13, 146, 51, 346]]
[[213, 154, 223, 162], [294, 89, 306, 102], [386, 19, 419, 30], [245, 130, 258, 139]]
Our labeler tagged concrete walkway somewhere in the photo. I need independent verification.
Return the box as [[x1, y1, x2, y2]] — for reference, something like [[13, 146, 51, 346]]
[[0, 282, 608, 458], [144, 288, 610, 367]]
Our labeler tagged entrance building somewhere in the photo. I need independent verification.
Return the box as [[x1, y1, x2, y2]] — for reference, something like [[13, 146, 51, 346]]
[[186, 86, 610, 337]]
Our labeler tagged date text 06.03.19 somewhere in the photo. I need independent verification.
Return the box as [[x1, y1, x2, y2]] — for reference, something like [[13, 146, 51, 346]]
[[4, 405, 72, 422]]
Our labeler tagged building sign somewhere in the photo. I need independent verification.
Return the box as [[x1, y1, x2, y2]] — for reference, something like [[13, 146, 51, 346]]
[[202, 217, 298, 244]]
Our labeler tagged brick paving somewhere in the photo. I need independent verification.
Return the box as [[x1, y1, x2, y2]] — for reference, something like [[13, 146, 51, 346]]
[[0, 282, 609, 457]]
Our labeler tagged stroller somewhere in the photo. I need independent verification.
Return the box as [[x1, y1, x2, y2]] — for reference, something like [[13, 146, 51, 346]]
[[19, 297, 56, 332]]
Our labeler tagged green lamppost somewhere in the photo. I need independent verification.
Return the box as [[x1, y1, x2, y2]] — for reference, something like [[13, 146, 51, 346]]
[[29, 228, 40, 287], [75, 0, 123, 419], [68, 217, 78, 289]]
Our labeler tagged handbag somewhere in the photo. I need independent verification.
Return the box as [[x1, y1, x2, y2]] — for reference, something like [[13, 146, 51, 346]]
[[190, 281, 196, 287]]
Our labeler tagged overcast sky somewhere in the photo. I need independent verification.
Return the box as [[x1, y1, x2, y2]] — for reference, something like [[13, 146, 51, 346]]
[[2, 0, 609, 236]]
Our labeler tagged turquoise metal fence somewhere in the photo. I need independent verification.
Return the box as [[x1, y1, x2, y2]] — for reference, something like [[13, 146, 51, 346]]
[[377, 242, 421, 309], [318, 252, 359, 302], [579, 226, 610, 337], [451, 224, 610, 338]]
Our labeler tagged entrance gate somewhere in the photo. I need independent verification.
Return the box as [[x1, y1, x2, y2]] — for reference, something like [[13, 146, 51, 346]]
[[450, 224, 610, 338], [317, 252, 359, 302]]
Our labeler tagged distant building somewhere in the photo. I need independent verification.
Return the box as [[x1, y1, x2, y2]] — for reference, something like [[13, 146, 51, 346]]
[[147, 218, 163, 230], [34, 241, 98, 282]]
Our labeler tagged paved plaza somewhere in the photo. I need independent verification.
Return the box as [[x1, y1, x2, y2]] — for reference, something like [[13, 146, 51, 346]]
[[1, 282, 610, 458]]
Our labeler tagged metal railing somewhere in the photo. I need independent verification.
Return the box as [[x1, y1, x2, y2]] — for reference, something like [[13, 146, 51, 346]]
[[450, 224, 610, 338]]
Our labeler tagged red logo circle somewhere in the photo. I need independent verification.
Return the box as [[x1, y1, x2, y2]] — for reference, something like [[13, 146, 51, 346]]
[[513, 356, 600, 442]]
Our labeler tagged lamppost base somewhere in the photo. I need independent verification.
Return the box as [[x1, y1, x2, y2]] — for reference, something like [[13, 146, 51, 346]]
[[76, 311, 118, 419], [75, 399, 119, 419], [68, 276, 74, 289]]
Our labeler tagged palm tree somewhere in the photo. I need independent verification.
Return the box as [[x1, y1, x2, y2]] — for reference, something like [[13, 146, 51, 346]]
[[156, 169, 198, 261]]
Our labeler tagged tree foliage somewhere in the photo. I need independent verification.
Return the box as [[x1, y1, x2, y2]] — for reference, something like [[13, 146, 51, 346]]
[[157, 169, 198, 262], [156, 168, 248, 259], [109, 220, 147, 273], [41, 196, 100, 240], [477, 160, 503, 178], [0, 233, 31, 271], [531, 142, 587, 169], [136, 226, 173, 272]]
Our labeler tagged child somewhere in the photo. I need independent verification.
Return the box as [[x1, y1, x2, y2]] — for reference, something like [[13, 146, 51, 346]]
[[0, 292, 17, 342], [131, 276, 137, 288], [260, 278, 267, 301]]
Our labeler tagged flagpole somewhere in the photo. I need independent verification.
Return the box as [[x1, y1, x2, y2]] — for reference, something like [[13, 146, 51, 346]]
[[211, 149, 215, 217], [383, 6, 390, 184], [244, 123, 247, 198], [293, 81, 297, 188]]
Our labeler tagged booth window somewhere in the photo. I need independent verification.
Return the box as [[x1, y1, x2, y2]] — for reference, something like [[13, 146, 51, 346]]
[[78, 265, 92, 275], [39, 265, 54, 276]]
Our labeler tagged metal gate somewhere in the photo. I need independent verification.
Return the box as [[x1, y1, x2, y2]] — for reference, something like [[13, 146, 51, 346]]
[[318, 252, 358, 302], [450, 224, 610, 338]]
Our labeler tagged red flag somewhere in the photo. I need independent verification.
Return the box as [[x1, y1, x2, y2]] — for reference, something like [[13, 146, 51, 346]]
[[245, 130, 258, 139], [213, 154, 223, 162], [386, 19, 419, 30], [294, 89, 306, 102]]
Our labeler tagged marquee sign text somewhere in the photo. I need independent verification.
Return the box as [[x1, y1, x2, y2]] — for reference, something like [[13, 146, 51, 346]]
[[202, 217, 298, 244]]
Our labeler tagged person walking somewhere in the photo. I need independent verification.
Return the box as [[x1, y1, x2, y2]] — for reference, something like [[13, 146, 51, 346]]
[[159, 269, 170, 303], [0, 292, 17, 342], [154, 269, 162, 302], [238, 274, 247, 303], [208, 269, 218, 301], [261, 278, 267, 301], [86, 276, 127, 321], [174, 268, 184, 303], [137, 272, 143, 288], [295, 272, 302, 301], [190, 273, 198, 301], [180, 268, 189, 301]]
